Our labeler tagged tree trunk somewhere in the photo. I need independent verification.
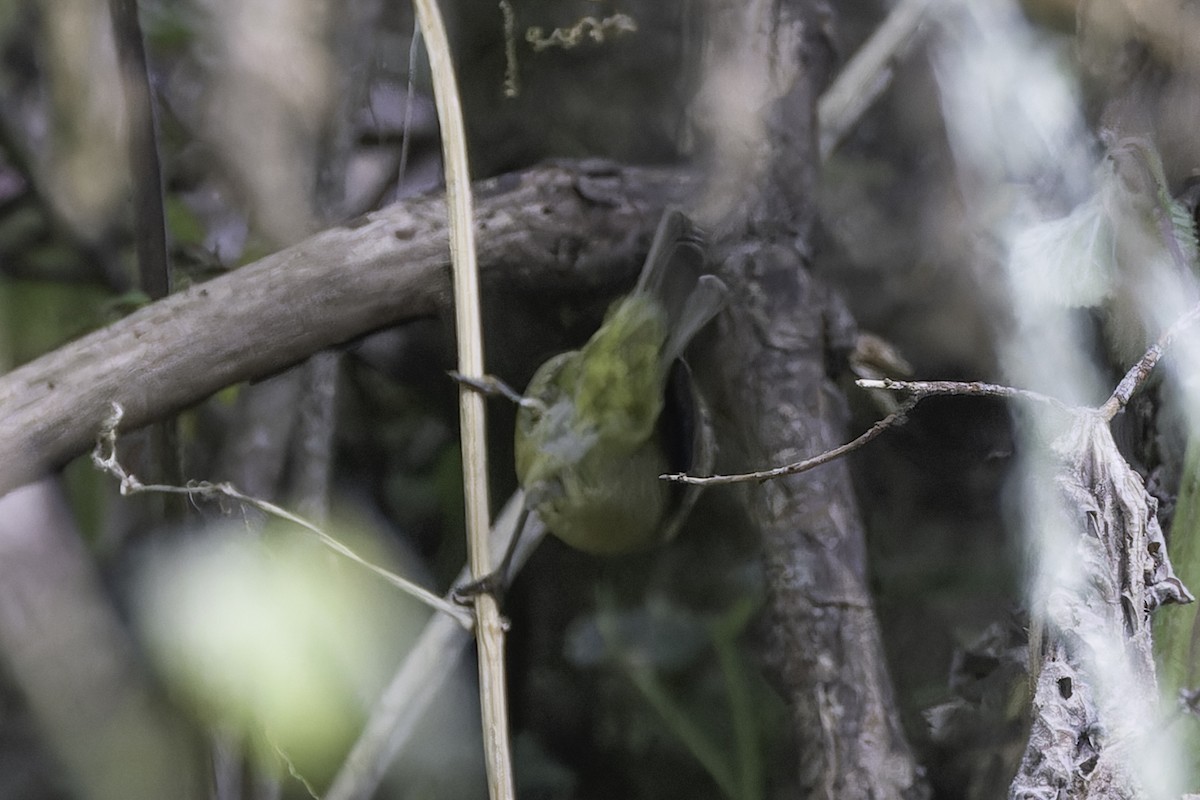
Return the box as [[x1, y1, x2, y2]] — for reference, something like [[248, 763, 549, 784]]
[[695, 1, 926, 796]]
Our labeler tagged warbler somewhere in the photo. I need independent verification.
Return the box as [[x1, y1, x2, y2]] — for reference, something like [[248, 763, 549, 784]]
[[514, 209, 727, 554]]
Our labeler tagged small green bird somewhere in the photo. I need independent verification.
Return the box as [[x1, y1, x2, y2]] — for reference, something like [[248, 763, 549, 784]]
[[514, 209, 728, 554]]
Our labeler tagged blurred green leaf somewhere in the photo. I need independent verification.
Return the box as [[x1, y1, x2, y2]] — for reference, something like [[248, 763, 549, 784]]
[[1155, 439, 1200, 786], [0, 278, 111, 369]]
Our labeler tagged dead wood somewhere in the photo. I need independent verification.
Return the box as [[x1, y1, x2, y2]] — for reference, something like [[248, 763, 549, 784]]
[[0, 162, 695, 498], [694, 0, 926, 796], [1013, 413, 1192, 799]]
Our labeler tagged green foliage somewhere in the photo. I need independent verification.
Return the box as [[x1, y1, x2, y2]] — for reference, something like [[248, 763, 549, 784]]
[[134, 521, 433, 791], [1155, 438, 1200, 787], [138, 0, 200, 53], [0, 278, 111, 370], [164, 194, 206, 248], [563, 592, 776, 800]]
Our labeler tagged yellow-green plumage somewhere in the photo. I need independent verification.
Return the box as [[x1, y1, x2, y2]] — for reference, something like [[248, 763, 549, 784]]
[[574, 295, 671, 446], [514, 210, 725, 554]]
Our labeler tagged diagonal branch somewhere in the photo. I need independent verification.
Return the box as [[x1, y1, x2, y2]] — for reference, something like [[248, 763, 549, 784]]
[[663, 394, 920, 486], [0, 162, 696, 499]]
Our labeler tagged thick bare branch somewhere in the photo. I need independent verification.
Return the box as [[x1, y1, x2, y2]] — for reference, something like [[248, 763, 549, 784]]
[[0, 162, 694, 498]]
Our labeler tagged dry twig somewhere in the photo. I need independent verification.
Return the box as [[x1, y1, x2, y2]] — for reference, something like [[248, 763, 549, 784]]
[[663, 395, 919, 486], [678, 300, 1200, 795], [818, 0, 939, 159], [665, 378, 1066, 487], [407, 0, 514, 792], [669, 300, 1200, 489], [90, 402, 474, 629], [1101, 301, 1200, 420], [325, 495, 545, 800]]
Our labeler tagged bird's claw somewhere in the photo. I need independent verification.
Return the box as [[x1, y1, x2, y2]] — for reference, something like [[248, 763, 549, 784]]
[[452, 570, 507, 605], [448, 370, 545, 413]]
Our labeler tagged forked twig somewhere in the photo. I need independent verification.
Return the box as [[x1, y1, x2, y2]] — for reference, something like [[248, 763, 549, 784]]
[[662, 394, 919, 486], [663, 379, 1067, 486], [666, 301, 1200, 487]]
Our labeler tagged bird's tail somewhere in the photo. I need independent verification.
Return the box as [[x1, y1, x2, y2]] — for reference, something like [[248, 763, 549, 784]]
[[635, 209, 729, 364]]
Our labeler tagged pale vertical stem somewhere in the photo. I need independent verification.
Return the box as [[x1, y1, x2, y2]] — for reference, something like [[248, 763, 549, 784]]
[[407, 1, 514, 799]]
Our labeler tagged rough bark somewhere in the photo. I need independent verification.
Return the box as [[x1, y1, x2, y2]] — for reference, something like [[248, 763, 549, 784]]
[[0, 162, 695, 498], [695, 0, 926, 796], [1011, 414, 1192, 799]]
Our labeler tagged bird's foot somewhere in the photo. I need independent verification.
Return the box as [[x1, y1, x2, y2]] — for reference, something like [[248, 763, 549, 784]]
[[452, 570, 508, 605], [448, 371, 545, 412]]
